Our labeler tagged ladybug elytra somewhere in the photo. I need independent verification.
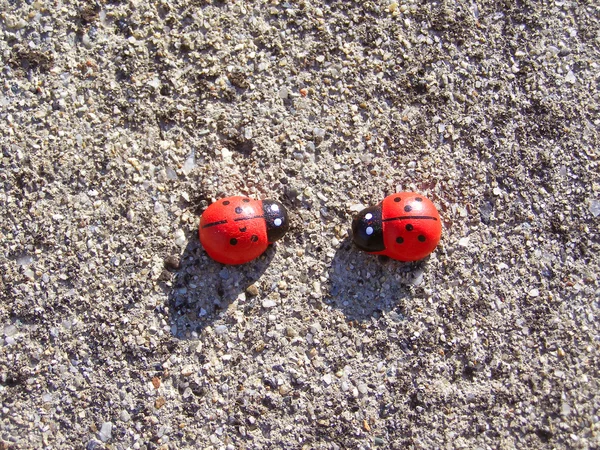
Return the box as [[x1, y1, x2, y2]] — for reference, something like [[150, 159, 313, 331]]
[[352, 192, 442, 261], [199, 196, 289, 265]]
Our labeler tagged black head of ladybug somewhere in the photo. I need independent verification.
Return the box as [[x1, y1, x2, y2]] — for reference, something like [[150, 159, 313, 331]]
[[351, 204, 384, 252], [262, 200, 289, 243]]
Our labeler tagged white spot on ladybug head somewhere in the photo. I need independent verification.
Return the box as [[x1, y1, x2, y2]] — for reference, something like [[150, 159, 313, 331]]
[[366, 226, 374, 236], [274, 218, 282, 226], [365, 213, 373, 220], [271, 204, 280, 212]]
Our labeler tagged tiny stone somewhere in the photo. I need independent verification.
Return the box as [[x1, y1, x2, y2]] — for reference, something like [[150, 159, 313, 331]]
[[322, 374, 332, 385], [246, 284, 259, 297], [120, 410, 131, 422], [174, 229, 186, 247], [182, 150, 196, 175], [528, 288, 540, 297], [262, 299, 276, 308], [349, 203, 366, 212], [565, 71, 576, 84], [214, 324, 228, 335], [16, 254, 33, 266], [357, 383, 368, 394], [98, 422, 112, 442], [285, 326, 298, 338], [166, 167, 178, 180], [313, 127, 326, 139], [221, 147, 233, 162], [154, 201, 165, 214], [589, 199, 600, 217], [164, 256, 181, 272], [155, 397, 166, 409]]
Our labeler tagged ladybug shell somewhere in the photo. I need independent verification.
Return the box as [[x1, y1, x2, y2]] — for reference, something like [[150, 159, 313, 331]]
[[199, 196, 288, 265], [352, 192, 442, 262]]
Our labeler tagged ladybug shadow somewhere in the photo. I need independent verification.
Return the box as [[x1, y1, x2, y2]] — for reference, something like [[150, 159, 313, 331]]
[[324, 236, 429, 322], [166, 236, 275, 339]]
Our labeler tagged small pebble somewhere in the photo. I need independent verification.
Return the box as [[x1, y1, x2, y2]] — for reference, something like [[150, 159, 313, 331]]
[[181, 150, 196, 175], [246, 284, 260, 297], [589, 199, 600, 217], [262, 299, 276, 308], [98, 422, 112, 442], [164, 256, 181, 272]]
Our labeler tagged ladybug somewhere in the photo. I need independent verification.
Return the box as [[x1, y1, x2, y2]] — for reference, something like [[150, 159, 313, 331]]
[[351, 192, 442, 262], [199, 196, 289, 265]]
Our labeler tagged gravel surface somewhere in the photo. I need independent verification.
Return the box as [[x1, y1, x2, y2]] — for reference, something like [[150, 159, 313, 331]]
[[1, 0, 599, 448]]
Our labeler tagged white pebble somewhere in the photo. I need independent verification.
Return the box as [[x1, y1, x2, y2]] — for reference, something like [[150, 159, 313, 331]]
[[349, 203, 366, 212], [262, 299, 276, 308], [214, 325, 228, 335], [588, 199, 600, 217], [4, 325, 17, 337], [564, 71, 576, 84], [147, 77, 161, 89], [221, 147, 233, 163], [99, 422, 113, 442], [528, 288, 540, 297], [458, 237, 470, 247], [174, 229, 186, 247], [313, 127, 326, 139], [182, 149, 196, 175], [322, 374, 332, 385], [16, 254, 33, 266]]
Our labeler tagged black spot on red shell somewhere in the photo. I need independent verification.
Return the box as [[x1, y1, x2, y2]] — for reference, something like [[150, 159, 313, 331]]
[[404, 205, 412, 212], [223, 200, 230, 205], [415, 197, 423, 202], [242, 198, 250, 202], [396, 237, 404, 244], [251, 235, 259, 242], [394, 197, 401, 202], [239, 227, 247, 232], [230, 238, 238, 245], [418, 235, 426, 242], [406, 224, 414, 231], [235, 206, 243, 214]]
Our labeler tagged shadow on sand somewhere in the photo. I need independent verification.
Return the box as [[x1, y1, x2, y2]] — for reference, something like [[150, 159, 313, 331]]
[[324, 237, 432, 322], [165, 236, 275, 339]]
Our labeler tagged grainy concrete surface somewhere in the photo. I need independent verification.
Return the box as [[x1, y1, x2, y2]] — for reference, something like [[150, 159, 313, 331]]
[[1, 0, 599, 448]]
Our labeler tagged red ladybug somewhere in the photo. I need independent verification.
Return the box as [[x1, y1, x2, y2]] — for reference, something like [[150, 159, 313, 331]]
[[352, 192, 442, 261], [199, 196, 289, 265]]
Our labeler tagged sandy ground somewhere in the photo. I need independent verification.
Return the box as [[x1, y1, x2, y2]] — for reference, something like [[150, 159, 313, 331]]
[[1, 0, 599, 448]]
